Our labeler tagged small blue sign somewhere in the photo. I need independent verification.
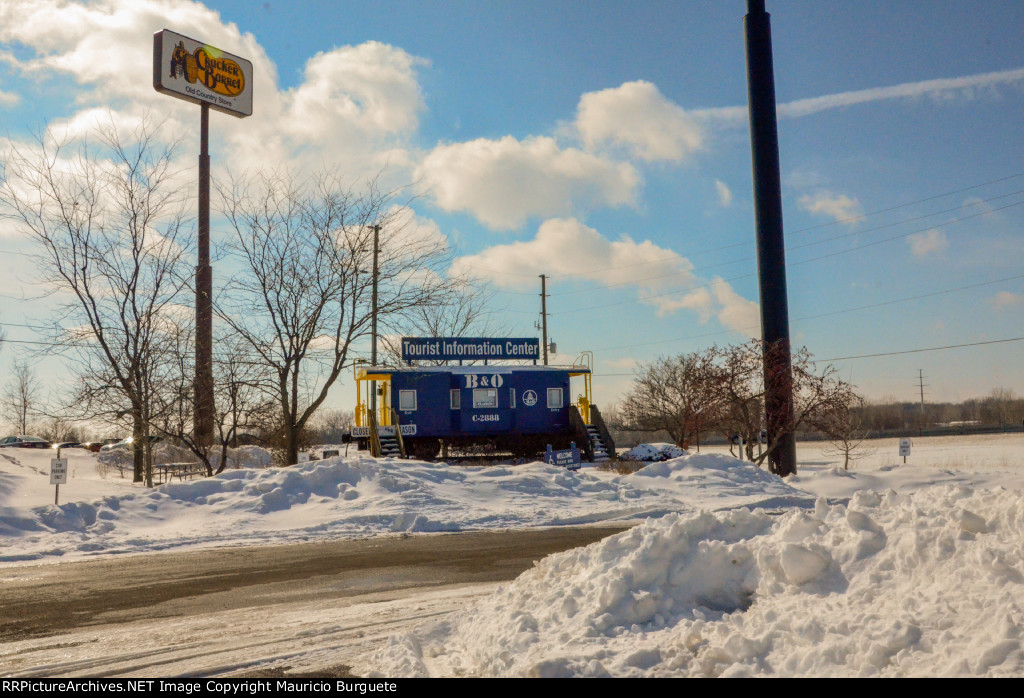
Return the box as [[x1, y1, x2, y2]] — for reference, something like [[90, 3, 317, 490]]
[[544, 443, 581, 470]]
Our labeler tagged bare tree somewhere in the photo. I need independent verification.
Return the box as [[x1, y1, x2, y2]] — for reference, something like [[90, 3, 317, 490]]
[[3, 359, 40, 434], [713, 340, 860, 471], [821, 395, 874, 469], [216, 169, 457, 466], [149, 320, 277, 475], [0, 116, 193, 486], [379, 279, 508, 366], [620, 351, 721, 449], [307, 408, 355, 444]]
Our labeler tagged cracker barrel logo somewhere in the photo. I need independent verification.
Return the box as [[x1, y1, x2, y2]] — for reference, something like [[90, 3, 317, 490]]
[[169, 40, 245, 97]]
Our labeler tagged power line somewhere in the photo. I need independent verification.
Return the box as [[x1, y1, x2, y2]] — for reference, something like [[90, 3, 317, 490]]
[[550, 188, 1024, 299], [510, 170, 1024, 284], [817, 336, 1024, 363], [555, 196, 1024, 316], [590, 273, 1024, 353], [591, 336, 1024, 378]]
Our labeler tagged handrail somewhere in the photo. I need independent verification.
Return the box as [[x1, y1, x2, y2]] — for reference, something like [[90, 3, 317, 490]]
[[368, 412, 382, 458], [576, 394, 591, 424], [390, 408, 406, 457], [567, 404, 595, 462]]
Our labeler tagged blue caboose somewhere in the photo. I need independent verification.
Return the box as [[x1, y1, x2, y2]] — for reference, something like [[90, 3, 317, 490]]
[[350, 341, 615, 462]]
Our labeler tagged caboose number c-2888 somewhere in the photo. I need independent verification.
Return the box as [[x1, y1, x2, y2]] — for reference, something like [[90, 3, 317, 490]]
[[350, 339, 615, 463]]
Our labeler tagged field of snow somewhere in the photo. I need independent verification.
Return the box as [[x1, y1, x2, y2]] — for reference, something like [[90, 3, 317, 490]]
[[2, 433, 1024, 677], [0, 445, 813, 563]]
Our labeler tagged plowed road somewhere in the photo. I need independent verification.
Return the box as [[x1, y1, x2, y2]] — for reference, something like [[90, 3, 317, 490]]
[[0, 527, 628, 678]]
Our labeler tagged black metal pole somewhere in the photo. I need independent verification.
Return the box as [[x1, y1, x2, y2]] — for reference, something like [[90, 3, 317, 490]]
[[540, 274, 548, 366], [195, 102, 214, 447], [745, 0, 796, 475]]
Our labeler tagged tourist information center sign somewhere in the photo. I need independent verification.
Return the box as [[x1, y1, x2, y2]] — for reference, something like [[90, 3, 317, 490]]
[[401, 337, 540, 362], [153, 29, 253, 117]]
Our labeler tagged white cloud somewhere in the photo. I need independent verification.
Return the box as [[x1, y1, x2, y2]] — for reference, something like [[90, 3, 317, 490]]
[[715, 180, 733, 208], [907, 228, 948, 257], [776, 67, 1024, 118], [709, 278, 760, 337], [798, 191, 864, 225], [416, 137, 639, 230], [452, 217, 758, 335], [990, 291, 1023, 310], [574, 80, 704, 162], [693, 66, 1024, 125], [604, 357, 640, 372], [0, 88, 18, 107], [0, 1, 425, 183]]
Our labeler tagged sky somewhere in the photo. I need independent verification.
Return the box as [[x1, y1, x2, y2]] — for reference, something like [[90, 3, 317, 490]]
[[1, 0, 1023, 424], [3, 434, 1024, 676]]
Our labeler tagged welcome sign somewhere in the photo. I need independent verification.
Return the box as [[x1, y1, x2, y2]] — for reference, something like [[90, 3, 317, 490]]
[[153, 29, 253, 117]]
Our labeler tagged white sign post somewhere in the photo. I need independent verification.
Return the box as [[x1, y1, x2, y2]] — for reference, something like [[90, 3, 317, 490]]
[[899, 437, 912, 464], [50, 451, 68, 505]]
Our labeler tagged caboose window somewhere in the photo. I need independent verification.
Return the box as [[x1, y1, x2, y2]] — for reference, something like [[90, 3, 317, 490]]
[[450, 389, 460, 409], [547, 387, 563, 408], [473, 387, 498, 408], [399, 390, 417, 411]]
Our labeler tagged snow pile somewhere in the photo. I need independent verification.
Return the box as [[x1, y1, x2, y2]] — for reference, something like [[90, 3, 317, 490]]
[[622, 443, 687, 461], [95, 443, 273, 476], [626, 453, 811, 510], [367, 485, 1024, 677], [227, 445, 273, 469], [1, 453, 813, 562]]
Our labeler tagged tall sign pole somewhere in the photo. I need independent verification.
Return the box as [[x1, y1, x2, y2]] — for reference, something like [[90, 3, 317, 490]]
[[744, 0, 797, 475], [196, 102, 213, 446], [154, 29, 253, 447], [370, 224, 380, 421]]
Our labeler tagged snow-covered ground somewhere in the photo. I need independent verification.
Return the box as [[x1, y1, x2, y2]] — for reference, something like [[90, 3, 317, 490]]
[[2, 433, 1024, 676]]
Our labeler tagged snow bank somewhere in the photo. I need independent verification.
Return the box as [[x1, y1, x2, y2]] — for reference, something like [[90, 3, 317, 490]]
[[2, 453, 813, 562], [622, 443, 687, 461], [368, 485, 1024, 677], [0, 452, 815, 563], [95, 443, 273, 477]]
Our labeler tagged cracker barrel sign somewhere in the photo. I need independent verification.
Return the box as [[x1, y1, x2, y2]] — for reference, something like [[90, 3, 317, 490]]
[[153, 29, 253, 117]]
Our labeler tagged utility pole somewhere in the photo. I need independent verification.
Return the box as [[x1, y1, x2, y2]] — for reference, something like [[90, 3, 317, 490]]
[[918, 369, 927, 432], [745, 0, 796, 476], [370, 224, 380, 420], [539, 274, 549, 366]]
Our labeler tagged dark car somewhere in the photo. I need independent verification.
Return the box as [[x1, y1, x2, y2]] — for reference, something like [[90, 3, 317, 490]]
[[100, 436, 162, 452], [0, 435, 53, 449]]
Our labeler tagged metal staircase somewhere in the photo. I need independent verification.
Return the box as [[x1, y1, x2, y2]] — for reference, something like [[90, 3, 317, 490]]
[[368, 409, 406, 458], [377, 432, 402, 458], [585, 423, 612, 463], [588, 404, 616, 464], [569, 404, 616, 464]]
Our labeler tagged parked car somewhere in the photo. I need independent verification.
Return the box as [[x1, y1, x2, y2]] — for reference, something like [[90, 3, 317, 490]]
[[100, 436, 162, 451], [0, 435, 53, 449], [52, 441, 83, 450]]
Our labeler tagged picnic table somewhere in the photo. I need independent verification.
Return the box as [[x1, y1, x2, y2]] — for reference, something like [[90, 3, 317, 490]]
[[154, 462, 206, 484]]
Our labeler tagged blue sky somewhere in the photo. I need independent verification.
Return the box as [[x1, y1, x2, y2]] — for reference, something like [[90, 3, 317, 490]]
[[1, 0, 1023, 420]]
